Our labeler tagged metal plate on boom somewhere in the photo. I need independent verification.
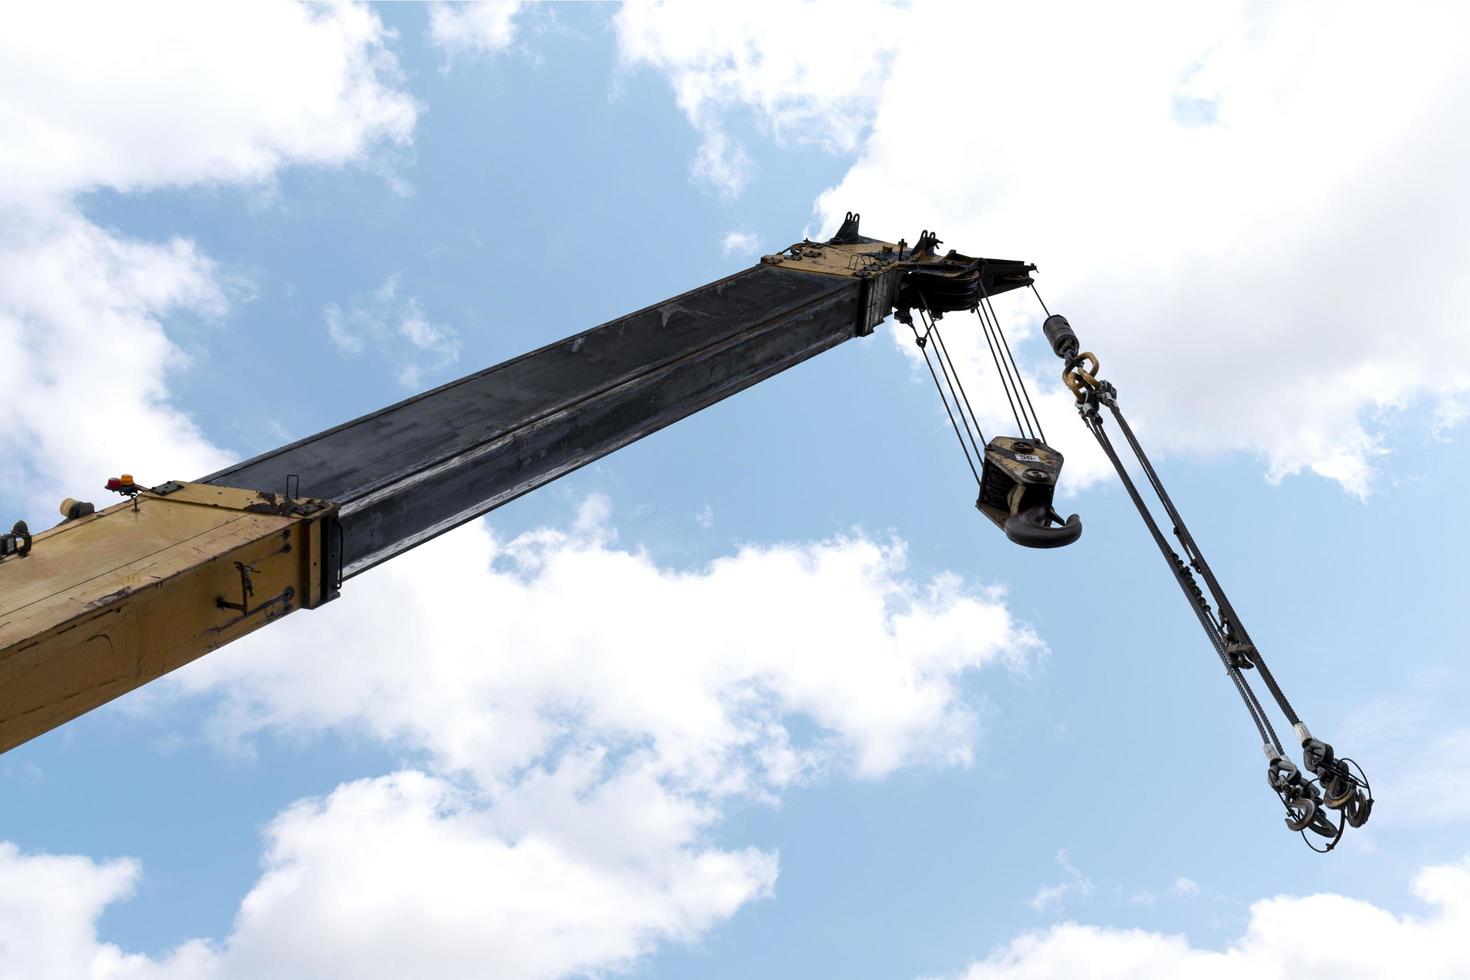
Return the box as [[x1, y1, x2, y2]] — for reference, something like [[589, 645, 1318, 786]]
[[0, 483, 336, 753]]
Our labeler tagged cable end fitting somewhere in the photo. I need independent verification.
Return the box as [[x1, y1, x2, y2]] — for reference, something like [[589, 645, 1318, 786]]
[[1043, 314, 1079, 360]]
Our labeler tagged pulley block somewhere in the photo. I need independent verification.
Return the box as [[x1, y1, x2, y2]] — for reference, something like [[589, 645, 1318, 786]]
[[977, 436, 1082, 549]]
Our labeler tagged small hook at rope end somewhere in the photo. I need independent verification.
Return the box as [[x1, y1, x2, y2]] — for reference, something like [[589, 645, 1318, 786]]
[[1268, 746, 1374, 852]]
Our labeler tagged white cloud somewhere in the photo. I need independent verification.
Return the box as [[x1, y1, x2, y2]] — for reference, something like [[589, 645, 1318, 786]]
[[0, 1, 417, 525], [324, 273, 461, 388], [18, 833, 1470, 980], [623, 0, 1470, 492], [174, 505, 1042, 785], [696, 502, 715, 528], [811, 0, 1470, 496], [720, 229, 760, 257], [428, 1, 526, 62], [6, 506, 1040, 978], [0, 211, 235, 516], [613, 0, 907, 198], [0, 2, 415, 206], [1340, 694, 1470, 827], [1129, 875, 1201, 907], [224, 770, 775, 980], [1027, 849, 1093, 913], [0, 842, 213, 980], [949, 856, 1470, 980], [0, 773, 773, 980], [691, 130, 755, 201]]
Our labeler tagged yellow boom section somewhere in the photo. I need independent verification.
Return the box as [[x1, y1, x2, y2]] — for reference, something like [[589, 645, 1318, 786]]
[[0, 482, 337, 753]]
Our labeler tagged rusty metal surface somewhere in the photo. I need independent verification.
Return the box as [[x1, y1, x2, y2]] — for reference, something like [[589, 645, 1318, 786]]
[[204, 265, 867, 577]]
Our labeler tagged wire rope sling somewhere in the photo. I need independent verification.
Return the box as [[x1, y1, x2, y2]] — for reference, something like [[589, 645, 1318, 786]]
[[892, 245, 1373, 851]]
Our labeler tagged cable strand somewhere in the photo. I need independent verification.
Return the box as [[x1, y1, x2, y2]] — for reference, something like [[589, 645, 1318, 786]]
[[908, 317, 982, 487], [1105, 402, 1303, 729], [1030, 283, 1052, 317], [972, 293, 1029, 437], [982, 288, 1048, 444], [1086, 406, 1283, 752], [925, 310, 989, 451]]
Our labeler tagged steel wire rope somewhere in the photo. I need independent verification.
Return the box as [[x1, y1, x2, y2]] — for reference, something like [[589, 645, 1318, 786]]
[[1033, 278, 1287, 751], [978, 299, 1037, 440], [1030, 283, 1052, 317], [1086, 408, 1284, 753], [1022, 283, 1376, 850], [906, 317, 982, 487], [917, 297, 989, 457], [971, 290, 1031, 438], [981, 286, 1047, 445], [1107, 405, 1304, 728], [917, 287, 999, 452]]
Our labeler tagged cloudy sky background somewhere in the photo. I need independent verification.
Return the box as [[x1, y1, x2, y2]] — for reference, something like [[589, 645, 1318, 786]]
[[2, 2, 1468, 977]]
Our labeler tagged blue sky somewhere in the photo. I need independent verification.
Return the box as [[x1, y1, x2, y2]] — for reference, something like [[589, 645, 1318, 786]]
[[2, 3, 1469, 978]]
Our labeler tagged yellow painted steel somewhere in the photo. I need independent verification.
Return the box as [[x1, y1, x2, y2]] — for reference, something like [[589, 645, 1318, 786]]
[[760, 237, 901, 278], [0, 483, 337, 753]]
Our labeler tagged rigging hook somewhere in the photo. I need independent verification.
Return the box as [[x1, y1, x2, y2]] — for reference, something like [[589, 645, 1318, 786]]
[[897, 273, 1083, 549]]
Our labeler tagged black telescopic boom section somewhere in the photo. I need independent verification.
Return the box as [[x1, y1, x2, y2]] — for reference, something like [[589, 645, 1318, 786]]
[[203, 265, 870, 578], [202, 235, 1035, 582]]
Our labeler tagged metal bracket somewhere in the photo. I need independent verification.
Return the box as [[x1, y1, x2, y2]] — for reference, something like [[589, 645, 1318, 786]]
[[216, 561, 258, 614], [0, 521, 31, 560], [244, 491, 329, 518]]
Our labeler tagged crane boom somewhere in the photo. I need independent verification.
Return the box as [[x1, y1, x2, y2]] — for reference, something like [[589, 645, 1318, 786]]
[[211, 259, 885, 578], [0, 212, 1376, 851], [0, 215, 1034, 753]]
